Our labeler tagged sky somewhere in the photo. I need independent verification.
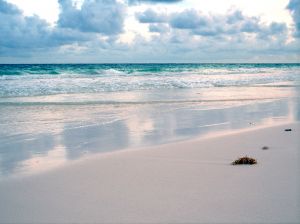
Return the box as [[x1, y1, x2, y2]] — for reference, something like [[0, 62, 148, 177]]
[[0, 0, 299, 63]]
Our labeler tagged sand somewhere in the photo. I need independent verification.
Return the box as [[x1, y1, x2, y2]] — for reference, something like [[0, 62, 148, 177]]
[[0, 122, 299, 223]]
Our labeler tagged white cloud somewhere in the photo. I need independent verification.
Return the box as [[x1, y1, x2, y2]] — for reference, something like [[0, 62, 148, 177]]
[[6, 0, 59, 24], [58, 0, 126, 35], [0, 0, 299, 63]]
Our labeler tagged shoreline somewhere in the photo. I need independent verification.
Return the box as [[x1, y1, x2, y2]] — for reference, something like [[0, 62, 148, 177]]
[[1, 118, 295, 181], [1, 81, 298, 179], [0, 122, 299, 223]]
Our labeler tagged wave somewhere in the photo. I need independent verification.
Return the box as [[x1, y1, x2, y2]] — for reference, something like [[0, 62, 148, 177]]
[[1, 63, 299, 76], [0, 97, 283, 106], [0, 64, 299, 97]]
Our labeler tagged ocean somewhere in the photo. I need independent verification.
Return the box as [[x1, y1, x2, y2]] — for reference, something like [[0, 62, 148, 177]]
[[0, 63, 299, 178], [1, 63, 300, 97]]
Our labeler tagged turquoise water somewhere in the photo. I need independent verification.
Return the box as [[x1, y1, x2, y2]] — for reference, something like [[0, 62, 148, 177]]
[[0, 64, 299, 178], [0, 64, 299, 98]]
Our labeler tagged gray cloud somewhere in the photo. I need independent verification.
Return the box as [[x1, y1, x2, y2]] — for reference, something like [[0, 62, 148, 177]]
[[58, 0, 126, 35], [129, 0, 183, 5], [137, 8, 288, 38], [170, 10, 278, 36], [0, 0, 51, 54], [226, 10, 244, 24], [136, 9, 168, 23], [149, 23, 170, 33], [0, 0, 19, 14], [170, 10, 207, 29], [129, 7, 296, 62], [0, 0, 115, 56], [110, 28, 299, 63], [0, 0, 298, 63], [287, 0, 300, 37]]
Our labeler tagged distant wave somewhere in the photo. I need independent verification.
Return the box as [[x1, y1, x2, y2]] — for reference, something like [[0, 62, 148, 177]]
[[0, 64, 299, 97]]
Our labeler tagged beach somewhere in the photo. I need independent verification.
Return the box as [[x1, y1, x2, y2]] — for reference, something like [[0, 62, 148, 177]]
[[0, 63, 299, 223], [0, 122, 299, 223], [2, 0, 300, 221]]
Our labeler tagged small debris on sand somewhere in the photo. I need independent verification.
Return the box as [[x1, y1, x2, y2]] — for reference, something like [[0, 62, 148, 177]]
[[232, 156, 257, 165], [285, 128, 292, 132]]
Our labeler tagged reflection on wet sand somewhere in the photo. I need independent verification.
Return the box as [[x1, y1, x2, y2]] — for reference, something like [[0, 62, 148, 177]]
[[0, 86, 299, 178]]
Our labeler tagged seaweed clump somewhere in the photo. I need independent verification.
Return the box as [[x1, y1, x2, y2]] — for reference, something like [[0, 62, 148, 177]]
[[232, 156, 257, 165]]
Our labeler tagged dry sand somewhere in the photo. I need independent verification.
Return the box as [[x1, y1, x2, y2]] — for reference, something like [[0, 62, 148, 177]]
[[0, 122, 299, 223]]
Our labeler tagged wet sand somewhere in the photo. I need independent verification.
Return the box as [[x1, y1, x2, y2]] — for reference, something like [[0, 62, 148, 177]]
[[0, 122, 299, 223]]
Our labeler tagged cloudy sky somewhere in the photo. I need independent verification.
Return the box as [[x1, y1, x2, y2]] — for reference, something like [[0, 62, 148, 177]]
[[0, 0, 299, 63]]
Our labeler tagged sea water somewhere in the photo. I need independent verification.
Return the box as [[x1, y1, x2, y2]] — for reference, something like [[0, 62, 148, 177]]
[[0, 64, 299, 178], [0, 63, 300, 97]]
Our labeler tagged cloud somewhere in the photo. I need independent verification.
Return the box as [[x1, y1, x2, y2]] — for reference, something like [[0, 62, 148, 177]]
[[0, 0, 94, 54], [169, 10, 261, 36], [0, 0, 19, 14], [58, 0, 126, 35], [136, 8, 288, 38], [149, 23, 170, 33], [226, 10, 244, 24], [170, 10, 207, 29], [127, 7, 296, 63], [129, 0, 183, 5], [136, 9, 168, 23], [0, 0, 127, 56], [287, 0, 300, 37], [122, 25, 298, 63], [0, 0, 298, 63], [0, 0, 52, 54]]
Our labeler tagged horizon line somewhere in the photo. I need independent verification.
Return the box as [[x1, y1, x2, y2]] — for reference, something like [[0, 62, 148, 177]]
[[1, 62, 300, 65]]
